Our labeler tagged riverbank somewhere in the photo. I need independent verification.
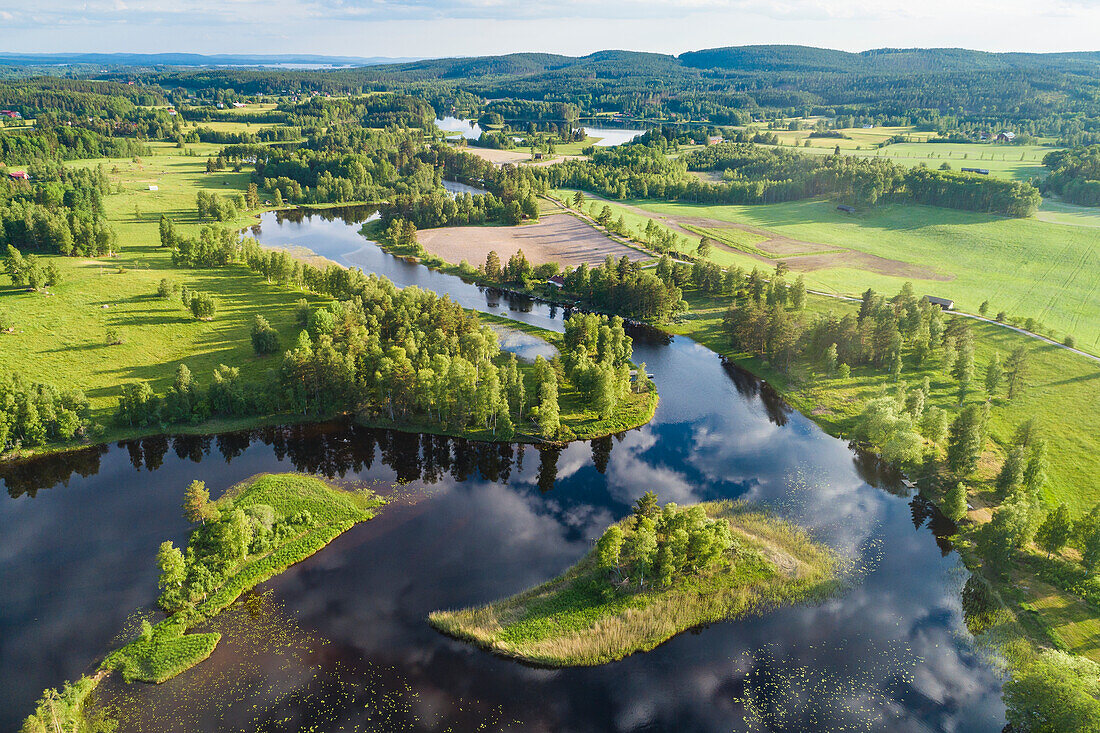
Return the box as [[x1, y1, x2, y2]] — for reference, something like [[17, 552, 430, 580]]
[[429, 500, 839, 667], [20, 473, 383, 732]]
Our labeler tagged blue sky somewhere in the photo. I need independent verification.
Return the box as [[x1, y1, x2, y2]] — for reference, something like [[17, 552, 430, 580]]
[[2, 0, 1099, 57]]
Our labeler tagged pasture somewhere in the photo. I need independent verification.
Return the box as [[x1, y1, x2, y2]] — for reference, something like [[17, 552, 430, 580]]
[[792, 140, 1054, 181], [621, 198, 1100, 354], [0, 142, 322, 429]]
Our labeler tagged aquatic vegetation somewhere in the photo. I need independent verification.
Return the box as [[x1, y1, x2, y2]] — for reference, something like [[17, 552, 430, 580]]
[[21, 473, 383, 731]]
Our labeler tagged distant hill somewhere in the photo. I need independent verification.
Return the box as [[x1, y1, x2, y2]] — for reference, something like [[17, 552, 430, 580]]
[[677, 45, 1100, 73], [0, 52, 420, 68]]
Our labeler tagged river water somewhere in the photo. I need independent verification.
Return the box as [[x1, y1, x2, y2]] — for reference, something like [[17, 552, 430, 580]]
[[0, 209, 1007, 732]]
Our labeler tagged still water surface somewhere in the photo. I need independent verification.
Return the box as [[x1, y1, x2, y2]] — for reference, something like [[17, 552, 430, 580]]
[[0, 209, 1006, 732]]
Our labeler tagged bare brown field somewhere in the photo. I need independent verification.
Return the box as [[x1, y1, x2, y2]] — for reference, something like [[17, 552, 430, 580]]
[[459, 146, 585, 167], [416, 213, 651, 267]]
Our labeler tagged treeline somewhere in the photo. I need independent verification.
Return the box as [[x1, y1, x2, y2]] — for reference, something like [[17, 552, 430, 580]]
[[222, 127, 440, 206], [188, 125, 301, 145], [1042, 145, 1100, 206], [277, 93, 436, 130], [382, 145, 546, 227], [0, 163, 118, 256], [0, 125, 150, 164], [114, 256, 648, 441], [480, 99, 580, 124], [0, 372, 91, 454], [547, 141, 1040, 216], [557, 254, 686, 323]]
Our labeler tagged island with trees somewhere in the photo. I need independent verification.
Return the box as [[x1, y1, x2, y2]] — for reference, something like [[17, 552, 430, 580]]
[[429, 494, 839, 667], [20, 473, 383, 733]]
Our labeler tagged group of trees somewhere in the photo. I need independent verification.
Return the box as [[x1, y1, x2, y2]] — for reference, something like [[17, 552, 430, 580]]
[[547, 140, 1039, 217], [0, 372, 90, 453], [1042, 145, 1100, 206], [166, 222, 242, 268], [114, 265, 646, 442], [556, 255, 686, 323], [3, 245, 62, 290], [595, 492, 736, 588], [560, 313, 641, 419], [0, 164, 118, 256], [155, 479, 319, 614], [195, 191, 244, 222]]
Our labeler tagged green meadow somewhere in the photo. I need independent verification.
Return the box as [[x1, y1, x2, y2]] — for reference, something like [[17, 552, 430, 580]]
[[624, 198, 1100, 354], [0, 141, 323, 433]]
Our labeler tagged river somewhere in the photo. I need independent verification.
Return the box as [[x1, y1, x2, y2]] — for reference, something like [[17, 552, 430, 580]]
[[0, 208, 1006, 732]]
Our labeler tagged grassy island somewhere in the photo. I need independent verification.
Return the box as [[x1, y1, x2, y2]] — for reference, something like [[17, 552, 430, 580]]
[[21, 473, 382, 733], [429, 495, 839, 666]]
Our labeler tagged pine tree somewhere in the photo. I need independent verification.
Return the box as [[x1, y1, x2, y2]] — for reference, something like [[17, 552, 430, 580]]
[[946, 405, 984, 476], [984, 353, 1003, 396], [182, 480, 211, 524], [944, 483, 968, 523], [996, 445, 1026, 495]]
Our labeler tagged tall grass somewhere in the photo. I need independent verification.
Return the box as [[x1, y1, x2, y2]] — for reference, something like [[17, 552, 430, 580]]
[[429, 501, 839, 667]]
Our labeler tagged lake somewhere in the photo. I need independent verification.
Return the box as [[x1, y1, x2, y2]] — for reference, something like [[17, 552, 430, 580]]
[[0, 209, 1007, 732]]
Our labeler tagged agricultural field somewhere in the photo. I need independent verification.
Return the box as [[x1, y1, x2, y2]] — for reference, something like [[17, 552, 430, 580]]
[[602, 197, 1100, 354], [415, 211, 650, 268], [0, 140, 321, 430], [791, 140, 1055, 182]]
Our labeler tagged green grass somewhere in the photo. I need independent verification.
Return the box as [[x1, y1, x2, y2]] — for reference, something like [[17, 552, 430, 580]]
[[671, 287, 1100, 514], [1037, 198, 1100, 228], [103, 473, 381, 683], [625, 197, 1100, 354], [429, 501, 838, 666], [789, 140, 1054, 181], [108, 631, 221, 684], [0, 142, 327, 443]]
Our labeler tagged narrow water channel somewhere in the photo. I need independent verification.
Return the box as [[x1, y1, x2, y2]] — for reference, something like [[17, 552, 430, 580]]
[[0, 209, 1006, 732]]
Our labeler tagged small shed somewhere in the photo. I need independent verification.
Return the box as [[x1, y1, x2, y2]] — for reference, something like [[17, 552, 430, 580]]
[[533, 152, 544, 160], [836, 204, 855, 214], [148, 185, 158, 191], [546, 275, 565, 289], [925, 296, 954, 310]]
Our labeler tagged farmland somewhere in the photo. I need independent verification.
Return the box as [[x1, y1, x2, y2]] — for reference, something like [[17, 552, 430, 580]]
[[587, 196, 1100, 354], [415, 211, 650, 268]]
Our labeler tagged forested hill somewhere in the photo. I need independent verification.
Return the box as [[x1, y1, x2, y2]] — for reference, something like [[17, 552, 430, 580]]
[[677, 45, 1100, 73]]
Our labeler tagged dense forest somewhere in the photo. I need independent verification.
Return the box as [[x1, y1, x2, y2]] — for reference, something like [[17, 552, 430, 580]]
[[101, 46, 1100, 144]]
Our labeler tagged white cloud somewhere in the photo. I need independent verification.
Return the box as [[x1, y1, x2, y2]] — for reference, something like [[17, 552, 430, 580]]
[[1, 0, 1099, 54]]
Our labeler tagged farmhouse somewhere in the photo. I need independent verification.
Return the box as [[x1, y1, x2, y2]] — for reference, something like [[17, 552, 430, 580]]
[[0, 110, 22, 119], [545, 275, 565, 288], [995, 131, 1016, 143], [8, 171, 30, 181], [924, 296, 954, 310], [707, 136, 724, 145]]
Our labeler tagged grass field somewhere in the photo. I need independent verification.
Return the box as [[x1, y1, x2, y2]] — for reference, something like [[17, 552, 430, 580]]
[[787, 140, 1054, 181], [429, 501, 838, 666], [0, 141, 327, 435], [622, 198, 1100, 354]]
